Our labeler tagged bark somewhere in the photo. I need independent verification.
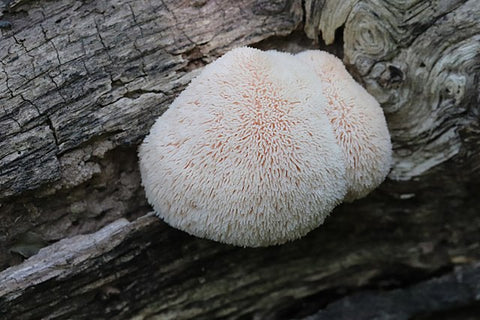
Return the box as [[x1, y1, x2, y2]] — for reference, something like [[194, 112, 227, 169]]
[[1, 0, 479, 319], [0, 0, 303, 268]]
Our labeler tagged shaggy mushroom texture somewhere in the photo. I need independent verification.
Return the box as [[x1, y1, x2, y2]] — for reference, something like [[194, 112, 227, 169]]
[[296, 51, 392, 201], [139, 47, 348, 247]]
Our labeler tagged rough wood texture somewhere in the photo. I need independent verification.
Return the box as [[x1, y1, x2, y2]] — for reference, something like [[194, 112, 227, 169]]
[[305, 262, 480, 320], [1, 0, 480, 318], [2, 213, 480, 320], [0, 0, 302, 268], [305, 0, 480, 179]]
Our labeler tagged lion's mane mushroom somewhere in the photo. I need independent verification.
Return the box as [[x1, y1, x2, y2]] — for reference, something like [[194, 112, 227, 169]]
[[139, 47, 348, 247], [296, 51, 392, 201]]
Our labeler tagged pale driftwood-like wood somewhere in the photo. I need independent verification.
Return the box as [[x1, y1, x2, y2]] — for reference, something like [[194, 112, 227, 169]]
[[1, 0, 480, 319], [305, 0, 480, 180]]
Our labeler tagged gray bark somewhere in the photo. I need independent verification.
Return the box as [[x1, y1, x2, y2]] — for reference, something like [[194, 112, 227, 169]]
[[1, 0, 479, 319], [0, 0, 303, 268]]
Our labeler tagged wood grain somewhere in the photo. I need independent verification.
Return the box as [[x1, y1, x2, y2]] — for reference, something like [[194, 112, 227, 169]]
[[1, 0, 479, 318], [0, 0, 302, 269]]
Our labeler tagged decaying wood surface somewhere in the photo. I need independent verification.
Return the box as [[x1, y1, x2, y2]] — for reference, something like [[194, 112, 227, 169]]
[[2, 214, 480, 319], [0, 0, 303, 268], [1, 0, 479, 318]]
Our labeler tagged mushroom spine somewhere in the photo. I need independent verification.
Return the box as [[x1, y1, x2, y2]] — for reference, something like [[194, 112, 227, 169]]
[[138, 47, 392, 247]]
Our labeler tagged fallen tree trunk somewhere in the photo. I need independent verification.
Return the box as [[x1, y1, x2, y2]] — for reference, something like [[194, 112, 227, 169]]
[[1, 0, 479, 318], [2, 214, 480, 319]]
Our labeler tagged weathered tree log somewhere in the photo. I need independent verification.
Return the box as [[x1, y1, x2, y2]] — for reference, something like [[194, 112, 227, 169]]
[[2, 214, 480, 319], [0, 0, 303, 268], [1, 0, 479, 318]]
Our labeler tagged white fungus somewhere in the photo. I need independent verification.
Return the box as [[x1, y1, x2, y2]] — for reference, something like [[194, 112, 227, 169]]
[[139, 47, 393, 247], [296, 51, 392, 201], [139, 47, 348, 247]]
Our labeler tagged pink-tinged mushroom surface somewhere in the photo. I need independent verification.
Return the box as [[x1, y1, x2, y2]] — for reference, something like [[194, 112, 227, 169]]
[[139, 47, 347, 247], [296, 51, 392, 201]]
